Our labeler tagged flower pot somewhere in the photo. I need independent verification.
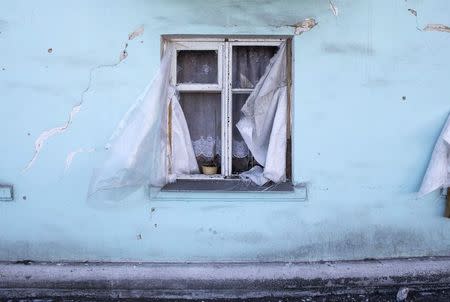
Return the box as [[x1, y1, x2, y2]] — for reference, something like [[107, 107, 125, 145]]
[[202, 165, 218, 175]]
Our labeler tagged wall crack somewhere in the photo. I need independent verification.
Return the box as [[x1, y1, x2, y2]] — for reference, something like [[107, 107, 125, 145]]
[[23, 25, 145, 172]]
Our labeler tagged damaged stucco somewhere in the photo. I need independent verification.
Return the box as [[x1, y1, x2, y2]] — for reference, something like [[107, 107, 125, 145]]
[[22, 25, 145, 172], [64, 148, 95, 174], [0, 0, 450, 263]]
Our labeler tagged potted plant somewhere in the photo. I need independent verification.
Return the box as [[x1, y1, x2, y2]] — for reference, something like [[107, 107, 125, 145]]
[[201, 160, 218, 175]]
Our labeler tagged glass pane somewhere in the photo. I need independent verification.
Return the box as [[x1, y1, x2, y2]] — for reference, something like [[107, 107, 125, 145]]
[[177, 50, 218, 84], [232, 46, 278, 89], [232, 93, 259, 174], [179, 93, 222, 174]]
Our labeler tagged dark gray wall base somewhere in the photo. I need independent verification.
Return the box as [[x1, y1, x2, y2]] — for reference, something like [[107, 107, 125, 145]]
[[1, 257, 450, 300]]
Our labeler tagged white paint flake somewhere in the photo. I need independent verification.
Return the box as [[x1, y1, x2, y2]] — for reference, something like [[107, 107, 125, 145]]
[[64, 148, 95, 173]]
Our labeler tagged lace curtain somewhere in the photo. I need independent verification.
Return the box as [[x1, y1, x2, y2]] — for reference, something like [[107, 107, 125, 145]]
[[178, 46, 279, 173], [179, 92, 222, 169]]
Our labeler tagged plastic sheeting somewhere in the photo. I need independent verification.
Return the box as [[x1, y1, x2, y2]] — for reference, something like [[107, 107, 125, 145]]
[[89, 41, 290, 200], [170, 96, 199, 175], [419, 114, 450, 197], [236, 43, 288, 186], [88, 44, 197, 200]]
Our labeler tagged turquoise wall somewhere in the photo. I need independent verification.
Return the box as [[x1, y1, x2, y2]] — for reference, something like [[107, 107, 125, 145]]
[[1, 0, 450, 262]]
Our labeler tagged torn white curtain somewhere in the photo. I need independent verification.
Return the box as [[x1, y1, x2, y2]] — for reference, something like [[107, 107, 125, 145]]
[[237, 43, 288, 186], [88, 44, 197, 199], [419, 114, 450, 197]]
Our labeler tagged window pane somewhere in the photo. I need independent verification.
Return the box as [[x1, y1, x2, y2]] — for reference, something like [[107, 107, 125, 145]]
[[179, 93, 222, 173], [232, 93, 259, 174], [232, 46, 278, 89], [177, 50, 218, 84]]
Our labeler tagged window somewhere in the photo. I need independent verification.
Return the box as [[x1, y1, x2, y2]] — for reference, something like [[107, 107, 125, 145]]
[[164, 36, 293, 184]]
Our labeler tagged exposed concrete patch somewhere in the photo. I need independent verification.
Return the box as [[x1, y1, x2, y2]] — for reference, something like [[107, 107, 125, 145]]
[[292, 18, 318, 35], [423, 24, 450, 33], [64, 148, 95, 173]]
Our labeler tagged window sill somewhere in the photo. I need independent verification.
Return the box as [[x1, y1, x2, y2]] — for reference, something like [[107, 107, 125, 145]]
[[162, 179, 294, 192], [150, 180, 307, 202]]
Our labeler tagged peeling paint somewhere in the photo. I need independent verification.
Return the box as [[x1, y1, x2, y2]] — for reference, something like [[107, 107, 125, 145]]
[[23, 104, 81, 172], [292, 18, 318, 35], [423, 24, 450, 33], [64, 148, 95, 173], [128, 25, 145, 41], [329, 0, 338, 17]]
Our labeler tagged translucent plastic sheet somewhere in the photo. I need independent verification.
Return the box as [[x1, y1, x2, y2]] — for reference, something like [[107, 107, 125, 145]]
[[419, 114, 450, 197], [88, 44, 198, 201], [236, 43, 288, 186], [89, 41, 290, 201], [170, 95, 199, 175]]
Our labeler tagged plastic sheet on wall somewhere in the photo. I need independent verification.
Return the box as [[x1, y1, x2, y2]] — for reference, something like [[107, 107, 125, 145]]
[[88, 44, 198, 202], [419, 113, 450, 197]]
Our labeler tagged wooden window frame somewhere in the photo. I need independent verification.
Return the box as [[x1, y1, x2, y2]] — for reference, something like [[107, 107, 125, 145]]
[[163, 36, 293, 181]]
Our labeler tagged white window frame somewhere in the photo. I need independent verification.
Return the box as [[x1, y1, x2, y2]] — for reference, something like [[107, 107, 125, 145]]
[[165, 37, 289, 181]]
